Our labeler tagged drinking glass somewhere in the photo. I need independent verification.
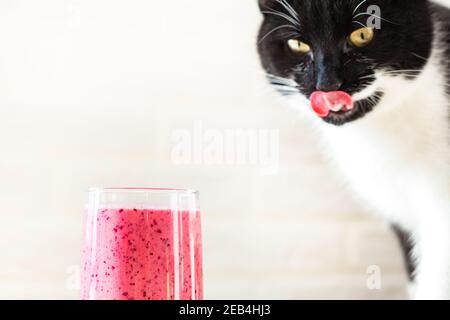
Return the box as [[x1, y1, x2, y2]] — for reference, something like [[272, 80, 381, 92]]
[[81, 188, 203, 300]]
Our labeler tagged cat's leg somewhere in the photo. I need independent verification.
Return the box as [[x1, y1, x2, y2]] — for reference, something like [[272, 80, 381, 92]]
[[413, 216, 450, 300], [405, 172, 450, 300]]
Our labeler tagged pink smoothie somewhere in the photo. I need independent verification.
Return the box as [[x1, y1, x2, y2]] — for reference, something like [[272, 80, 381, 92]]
[[81, 208, 203, 300]]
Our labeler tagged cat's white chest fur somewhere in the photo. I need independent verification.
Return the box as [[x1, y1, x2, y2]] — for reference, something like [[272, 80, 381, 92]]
[[321, 64, 450, 231], [289, 53, 450, 299]]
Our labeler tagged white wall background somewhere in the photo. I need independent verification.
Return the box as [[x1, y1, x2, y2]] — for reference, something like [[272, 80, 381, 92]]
[[0, 0, 448, 299]]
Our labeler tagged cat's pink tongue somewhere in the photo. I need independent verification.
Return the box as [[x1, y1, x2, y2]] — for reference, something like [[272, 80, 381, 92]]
[[310, 91, 354, 118]]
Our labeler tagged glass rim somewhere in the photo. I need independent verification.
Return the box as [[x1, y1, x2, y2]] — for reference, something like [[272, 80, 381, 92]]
[[88, 187, 198, 194]]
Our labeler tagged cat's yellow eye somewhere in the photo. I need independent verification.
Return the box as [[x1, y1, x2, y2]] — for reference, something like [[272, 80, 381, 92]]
[[349, 27, 374, 47], [287, 39, 311, 54]]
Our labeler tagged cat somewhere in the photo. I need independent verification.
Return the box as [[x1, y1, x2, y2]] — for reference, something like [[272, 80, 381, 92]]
[[257, 0, 450, 299]]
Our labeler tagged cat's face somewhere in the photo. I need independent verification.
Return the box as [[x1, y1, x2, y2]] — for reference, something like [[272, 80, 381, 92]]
[[257, 0, 433, 125]]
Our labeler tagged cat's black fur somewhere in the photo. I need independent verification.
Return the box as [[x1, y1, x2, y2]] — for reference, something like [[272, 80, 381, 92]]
[[393, 226, 416, 280], [257, 0, 438, 125]]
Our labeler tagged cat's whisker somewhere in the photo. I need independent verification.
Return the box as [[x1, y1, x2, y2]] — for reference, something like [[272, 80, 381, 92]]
[[352, 12, 400, 26], [270, 81, 298, 89], [266, 73, 293, 82], [383, 71, 422, 74], [382, 74, 421, 79], [382, 73, 421, 80], [266, 74, 302, 96], [261, 8, 300, 27], [267, 74, 298, 87], [381, 69, 423, 75], [271, 85, 298, 92], [258, 24, 299, 44], [275, 0, 300, 24], [278, 31, 303, 39], [255, 79, 299, 98], [352, 0, 368, 16], [410, 52, 428, 62], [352, 20, 367, 29], [381, 72, 421, 76], [359, 74, 376, 80], [271, 85, 301, 96]]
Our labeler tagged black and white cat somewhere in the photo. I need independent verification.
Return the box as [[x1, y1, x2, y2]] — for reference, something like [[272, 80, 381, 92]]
[[257, 0, 450, 299]]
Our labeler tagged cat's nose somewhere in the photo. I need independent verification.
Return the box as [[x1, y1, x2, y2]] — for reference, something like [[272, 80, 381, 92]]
[[315, 77, 343, 92], [314, 52, 343, 92]]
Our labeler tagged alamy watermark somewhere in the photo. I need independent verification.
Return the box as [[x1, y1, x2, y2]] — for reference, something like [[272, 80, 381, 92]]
[[66, 265, 80, 291], [354, 2, 382, 29], [366, 5, 382, 29], [170, 121, 280, 176], [366, 265, 382, 290]]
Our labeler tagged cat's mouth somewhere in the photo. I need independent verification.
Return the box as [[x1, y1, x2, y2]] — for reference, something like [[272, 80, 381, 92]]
[[310, 91, 354, 118], [309, 90, 383, 126]]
